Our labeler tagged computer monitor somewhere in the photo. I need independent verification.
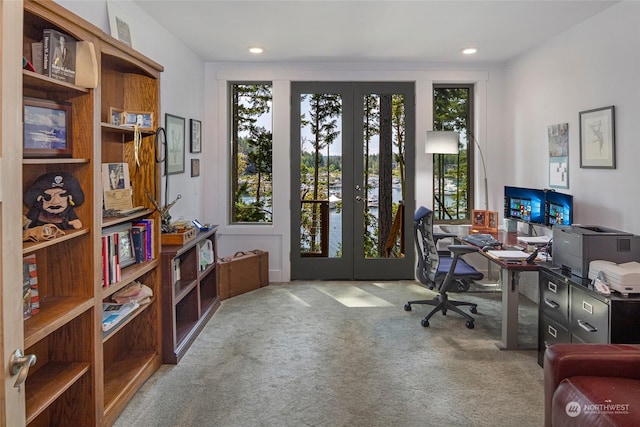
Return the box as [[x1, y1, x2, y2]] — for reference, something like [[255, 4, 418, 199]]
[[503, 186, 545, 224], [545, 190, 573, 226]]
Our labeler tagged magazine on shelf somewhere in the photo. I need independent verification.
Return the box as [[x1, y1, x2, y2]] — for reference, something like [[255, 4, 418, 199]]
[[102, 301, 139, 331]]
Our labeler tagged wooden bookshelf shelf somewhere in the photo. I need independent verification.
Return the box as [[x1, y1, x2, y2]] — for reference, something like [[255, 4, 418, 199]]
[[102, 259, 159, 299], [23, 158, 90, 165], [103, 350, 160, 423], [22, 228, 89, 255], [102, 208, 154, 228], [25, 361, 91, 424], [23, 297, 93, 348], [102, 297, 157, 342], [23, 69, 89, 93]]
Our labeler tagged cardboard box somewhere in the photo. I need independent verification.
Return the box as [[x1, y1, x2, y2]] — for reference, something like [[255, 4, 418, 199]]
[[218, 250, 269, 300]]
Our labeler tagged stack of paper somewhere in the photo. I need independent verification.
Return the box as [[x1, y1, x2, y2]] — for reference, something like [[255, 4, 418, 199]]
[[486, 250, 530, 260], [517, 235, 552, 245]]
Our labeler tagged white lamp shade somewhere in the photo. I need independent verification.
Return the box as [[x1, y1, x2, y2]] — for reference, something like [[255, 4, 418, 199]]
[[425, 130, 459, 154]]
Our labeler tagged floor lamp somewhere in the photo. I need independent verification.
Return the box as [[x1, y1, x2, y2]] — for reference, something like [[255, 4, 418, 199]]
[[425, 131, 459, 218], [425, 130, 489, 212], [469, 131, 489, 212]]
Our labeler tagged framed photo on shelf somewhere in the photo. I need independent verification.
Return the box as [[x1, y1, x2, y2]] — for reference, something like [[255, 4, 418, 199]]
[[191, 158, 200, 177], [118, 227, 136, 268], [104, 223, 136, 268], [23, 97, 72, 158], [165, 113, 185, 175], [472, 210, 486, 228], [579, 105, 615, 169], [190, 119, 202, 153], [109, 107, 123, 126], [471, 209, 499, 232], [121, 110, 154, 130]]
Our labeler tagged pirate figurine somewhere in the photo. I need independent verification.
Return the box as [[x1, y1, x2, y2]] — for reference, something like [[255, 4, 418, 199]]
[[24, 173, 84, 230]]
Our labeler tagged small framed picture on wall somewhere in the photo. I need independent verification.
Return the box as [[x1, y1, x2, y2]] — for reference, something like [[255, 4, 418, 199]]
[[191, 158, 200, 177], [190, 119, 202, 153]]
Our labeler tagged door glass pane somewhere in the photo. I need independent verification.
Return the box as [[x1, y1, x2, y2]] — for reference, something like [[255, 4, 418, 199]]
[[363, 93, 405, 259], [299, 93, 343, 258]]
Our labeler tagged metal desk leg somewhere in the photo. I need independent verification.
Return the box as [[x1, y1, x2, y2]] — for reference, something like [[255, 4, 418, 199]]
[[497, 268, 520, 350]]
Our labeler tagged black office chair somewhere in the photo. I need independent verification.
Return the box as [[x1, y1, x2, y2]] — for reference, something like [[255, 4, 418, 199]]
[[404, 206, 484, 329]]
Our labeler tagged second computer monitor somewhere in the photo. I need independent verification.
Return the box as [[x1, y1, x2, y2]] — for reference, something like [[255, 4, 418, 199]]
[[545, 190, 573, 226]]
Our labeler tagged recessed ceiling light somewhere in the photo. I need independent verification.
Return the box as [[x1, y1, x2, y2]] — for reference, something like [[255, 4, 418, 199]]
[[249, 47, 264, 54], [461, 48, 478, 55]]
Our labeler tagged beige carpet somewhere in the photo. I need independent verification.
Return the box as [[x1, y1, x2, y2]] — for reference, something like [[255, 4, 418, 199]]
[[114, 281, 544, 426]]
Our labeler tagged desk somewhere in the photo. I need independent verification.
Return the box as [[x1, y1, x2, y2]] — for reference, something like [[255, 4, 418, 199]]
[[460, 231, 540, 350]]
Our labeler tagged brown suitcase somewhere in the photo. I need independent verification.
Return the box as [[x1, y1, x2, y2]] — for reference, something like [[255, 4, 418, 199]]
[[218, 250, 269, 300]]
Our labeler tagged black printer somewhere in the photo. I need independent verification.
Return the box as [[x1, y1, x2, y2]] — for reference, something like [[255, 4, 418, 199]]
[[552, 225, 640, 278]]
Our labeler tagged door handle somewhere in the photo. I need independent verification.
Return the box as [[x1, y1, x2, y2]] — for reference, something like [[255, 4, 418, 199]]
[[10, 348, 36, 389]]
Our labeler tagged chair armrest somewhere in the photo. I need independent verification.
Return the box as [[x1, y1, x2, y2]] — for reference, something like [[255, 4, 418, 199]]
[[447, 244, 480, 255], [434, 232, 457, 240], [544, 343, 640, 427]]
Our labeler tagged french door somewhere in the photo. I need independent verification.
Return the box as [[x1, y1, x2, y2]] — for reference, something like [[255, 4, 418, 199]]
[[290, 82, 415, 280]]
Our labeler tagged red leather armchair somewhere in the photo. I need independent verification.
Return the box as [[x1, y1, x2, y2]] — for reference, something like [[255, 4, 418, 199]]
[[544, 343, 640, 426]]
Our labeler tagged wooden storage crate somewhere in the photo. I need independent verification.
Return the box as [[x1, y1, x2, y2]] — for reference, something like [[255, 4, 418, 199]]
[[161, 227, 196, 245]]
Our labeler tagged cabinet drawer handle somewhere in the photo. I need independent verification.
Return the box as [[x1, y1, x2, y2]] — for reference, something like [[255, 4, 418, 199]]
[[582, 301, 593, 314], [544, 298, 559, 309], [547, 325, 557, 338], [577, 319, 597, 333], [547, 282, 557, 293]]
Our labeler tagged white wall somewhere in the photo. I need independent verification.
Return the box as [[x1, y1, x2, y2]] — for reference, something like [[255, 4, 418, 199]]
[[205, 63, 506, 281], [56, 0, 205, 223], [504, 1, 640, 233]]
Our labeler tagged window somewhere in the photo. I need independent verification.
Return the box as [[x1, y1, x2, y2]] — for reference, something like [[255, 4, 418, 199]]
[[230, 83, 273, 223], [432, 84, 474, 222]]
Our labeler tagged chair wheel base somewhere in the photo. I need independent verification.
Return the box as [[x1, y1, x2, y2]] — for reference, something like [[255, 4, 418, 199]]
[[421, 318, 430, 327], [404, 303, 411, 311], [466, 321, 474, 329], [470, 307, 477, 314]]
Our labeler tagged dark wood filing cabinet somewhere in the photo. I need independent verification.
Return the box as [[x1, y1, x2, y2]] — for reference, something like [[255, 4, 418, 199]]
[[538, 265, 640, 366]]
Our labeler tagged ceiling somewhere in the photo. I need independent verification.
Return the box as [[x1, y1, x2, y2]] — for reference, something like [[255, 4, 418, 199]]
[[133, 0, 618, 63]]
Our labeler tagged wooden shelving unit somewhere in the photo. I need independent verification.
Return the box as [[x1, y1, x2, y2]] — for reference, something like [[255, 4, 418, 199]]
[[161, 228, 220, 364], [20, 1, 164, 425]]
